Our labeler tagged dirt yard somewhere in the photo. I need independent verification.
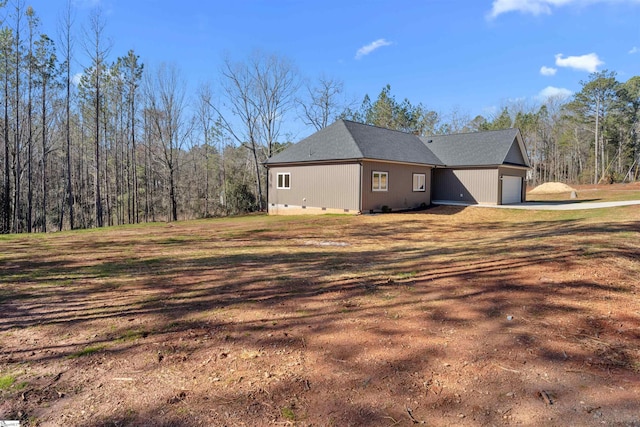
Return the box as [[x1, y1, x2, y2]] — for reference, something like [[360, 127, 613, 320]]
[[1, 184, 639, 426]]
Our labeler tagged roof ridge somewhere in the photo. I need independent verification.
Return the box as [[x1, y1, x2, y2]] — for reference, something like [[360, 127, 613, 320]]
[[422, 127, 518, 140], [340, 119, 520, 140], [336, 120, 365, 158], [340, 119, 426, 138]]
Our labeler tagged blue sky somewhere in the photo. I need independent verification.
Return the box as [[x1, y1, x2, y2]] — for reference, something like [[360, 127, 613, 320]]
[[22, 0, 640, 138]]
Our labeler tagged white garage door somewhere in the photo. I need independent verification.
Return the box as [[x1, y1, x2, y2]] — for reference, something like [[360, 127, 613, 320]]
[[502, 176, 522, 204]]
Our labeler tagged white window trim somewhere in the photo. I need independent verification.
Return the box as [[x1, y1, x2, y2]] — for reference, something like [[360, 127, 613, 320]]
[[372, 171, 388, 192], [413, 173, 426, 192], [277, 172, 290, 189]]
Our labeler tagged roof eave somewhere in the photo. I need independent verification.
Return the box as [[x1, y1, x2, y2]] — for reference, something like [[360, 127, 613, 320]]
[[264, 158, 363, 167], [439, 163, 529, 169], [364, 158, 442, 167], [265, 157, 442, 168], [500, 163, 531, 170]]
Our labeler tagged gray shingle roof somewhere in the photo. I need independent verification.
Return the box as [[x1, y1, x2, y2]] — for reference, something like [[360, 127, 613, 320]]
[[266, 120, 443, 165], [343, 120, 442, 165], [266, 120, 529, 168], [266, 120, 363, 164], [422, 128, 527, 167]]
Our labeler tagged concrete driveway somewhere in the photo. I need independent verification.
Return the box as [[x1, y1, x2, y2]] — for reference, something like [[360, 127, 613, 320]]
[[498, 200, 640, 210], [433, 200, 640, 210]]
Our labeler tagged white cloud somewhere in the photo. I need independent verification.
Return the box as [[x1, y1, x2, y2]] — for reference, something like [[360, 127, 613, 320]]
[[537, 86, 573, 100], [489, 0, 640, 19], [630, 46, 640, 54], [72, 0, 102, 8], [554, 53, 603, 72], [540, 66, 557, 76], [355, 39, 392, 60], [489, 0, 556, 18], [72, 73, 83, 87]]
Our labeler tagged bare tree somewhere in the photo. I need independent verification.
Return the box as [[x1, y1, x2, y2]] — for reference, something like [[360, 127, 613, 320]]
[[12, 0, 24, 233], [25, 5, 37, 232], [440, 106, 471, 134], [215, 51, 299, 210], [1, 25, 10, 233], [117, 50, 143, 223], [58, 0, 75, 229], [298, 75, 345, 131], [33, 33, 57, 232], [195, 83, 222, 217], [82, 8, 111, 227], [216, 55, 262, 210], [251, 52, 298, 158], [144, 63, 188, 222]]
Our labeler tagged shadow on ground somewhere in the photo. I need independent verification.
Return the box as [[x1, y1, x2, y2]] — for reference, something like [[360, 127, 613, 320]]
[[1, 210, 639, 426]]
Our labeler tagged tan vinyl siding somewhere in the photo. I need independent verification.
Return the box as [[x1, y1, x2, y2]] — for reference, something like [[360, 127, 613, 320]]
[[268, 163, 361, 214], [432, 168, 499, 204], [361, 161, 432, 212]]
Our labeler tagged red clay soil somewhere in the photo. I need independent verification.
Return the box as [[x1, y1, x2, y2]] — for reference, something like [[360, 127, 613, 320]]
[[1, 190, 639, 426]]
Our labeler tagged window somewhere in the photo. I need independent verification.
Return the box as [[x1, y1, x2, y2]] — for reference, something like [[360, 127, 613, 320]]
[[277, 173, 290, 189], [372, 171, 388, 191], [413, 173, 426, 192]]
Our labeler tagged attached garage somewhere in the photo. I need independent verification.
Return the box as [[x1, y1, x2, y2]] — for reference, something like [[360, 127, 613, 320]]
[[501, 176, 523, 204], [428, 129, 530, 206], [265, 120, 531, 214]]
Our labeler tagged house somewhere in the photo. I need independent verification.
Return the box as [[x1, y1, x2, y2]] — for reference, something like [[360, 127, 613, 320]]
[[264, 120, 530, 214]]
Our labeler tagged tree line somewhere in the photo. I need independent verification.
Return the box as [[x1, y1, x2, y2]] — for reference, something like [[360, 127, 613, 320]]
[[0, 2, 269, 234], [341, 75, 640, 187], [1, 2, 638, 234]]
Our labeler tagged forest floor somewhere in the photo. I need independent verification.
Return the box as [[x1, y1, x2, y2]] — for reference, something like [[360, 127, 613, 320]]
[[1, 183, 639, 426]]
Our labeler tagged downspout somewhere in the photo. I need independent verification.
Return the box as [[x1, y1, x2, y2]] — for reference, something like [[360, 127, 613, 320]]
[[359, 161, 363, 214], [263, 161, 269, 213], [428, 166, 433, 206]]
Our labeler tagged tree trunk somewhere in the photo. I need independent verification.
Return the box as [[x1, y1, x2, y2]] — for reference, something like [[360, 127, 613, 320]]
[[131, 90, 139, 223], [169, 163, 177, 221], [95, 69, 103, 227], [103, 110, 111, 226], [250, 142, 263, 211], [13, 11, 21, 233], [594, 96, 600, 184], [3, 49, 11, 233], [41, 83, 47, 232], [204, 142, 209, 217], [64, 4, 74, 230], [144, 110, 150, 223], [27, 39, 33, 233]]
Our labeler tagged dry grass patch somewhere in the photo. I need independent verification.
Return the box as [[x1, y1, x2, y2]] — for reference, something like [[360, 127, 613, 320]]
[[1, 200, 639, 426]]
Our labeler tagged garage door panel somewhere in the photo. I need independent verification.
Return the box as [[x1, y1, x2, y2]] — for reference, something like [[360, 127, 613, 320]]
[[502, 176, 522, 204]]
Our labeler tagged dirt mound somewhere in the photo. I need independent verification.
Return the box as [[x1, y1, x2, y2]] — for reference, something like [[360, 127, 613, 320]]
[[529, 182, 577, 194]]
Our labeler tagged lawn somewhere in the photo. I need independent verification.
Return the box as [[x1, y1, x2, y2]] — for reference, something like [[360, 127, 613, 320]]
[[1, 194, 639, 426]]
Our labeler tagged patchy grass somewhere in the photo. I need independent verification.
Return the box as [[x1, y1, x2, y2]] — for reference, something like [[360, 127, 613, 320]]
[[67, 345, 106, 359], [395, 271, 417, 280], [0, 189, 639, 426], [116, 329, 148, 343], [0, 374, 16, 390], [281, 406, 296, 421]]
